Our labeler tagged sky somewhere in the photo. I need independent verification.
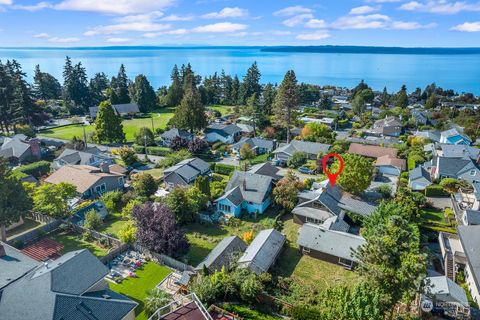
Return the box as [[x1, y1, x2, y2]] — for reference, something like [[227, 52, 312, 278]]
[[0, 0, 480, 47]]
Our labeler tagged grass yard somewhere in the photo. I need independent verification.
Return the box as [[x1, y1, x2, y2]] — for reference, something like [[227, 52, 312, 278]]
[[49, 231, 109, 257], [275, 218, 360, 298], [143, 168, 164, 179], [219, 303, 283, 320], [419, 208, 456, 234], [6, 218, 43, 240], [183, 209, 278, 266], [250, 153, 272, 165], [98, 212, 130, 239], [209, 105, 233, 116], [109, 262, 172, 320], [39, 108, 175, 142]]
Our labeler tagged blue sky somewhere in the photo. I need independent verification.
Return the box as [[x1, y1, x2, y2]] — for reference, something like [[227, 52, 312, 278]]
[[0, 0, 480, 47]]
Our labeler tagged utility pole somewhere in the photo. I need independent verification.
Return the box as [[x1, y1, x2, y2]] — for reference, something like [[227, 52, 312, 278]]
[[82, 124, 88, 149], [144, 132, 149, 162], [151, 116, 155, 133]]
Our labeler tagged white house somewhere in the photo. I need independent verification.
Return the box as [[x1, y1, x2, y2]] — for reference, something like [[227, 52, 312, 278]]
[[204, 124, 242, 144]]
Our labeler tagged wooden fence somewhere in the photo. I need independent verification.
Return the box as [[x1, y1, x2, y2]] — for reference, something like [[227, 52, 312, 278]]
[[70, 223, 123, 248], [7, 217, 62, 247], [99, 243, 130, 264], [131, 243, 194, 272]]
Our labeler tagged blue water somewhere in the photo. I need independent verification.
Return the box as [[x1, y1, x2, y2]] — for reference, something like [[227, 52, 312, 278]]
[[0, 47, 479, 94]]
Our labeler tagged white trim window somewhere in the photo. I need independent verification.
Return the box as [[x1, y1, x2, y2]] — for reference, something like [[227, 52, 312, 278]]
[[306, 217, 323, 225], [470, 170, 477, 176], [95, 183, 107, 194], [302, 247, 311, 254], [219, 203, 231, 213], [338, 257, 354, 269]]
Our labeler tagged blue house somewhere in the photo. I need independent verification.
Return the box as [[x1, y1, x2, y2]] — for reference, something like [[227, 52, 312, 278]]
[[440, 129, 472, 145], [215, 171, 274, 217]]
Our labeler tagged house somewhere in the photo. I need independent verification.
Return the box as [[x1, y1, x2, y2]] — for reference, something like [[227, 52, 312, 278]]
[[44, 164, 125, 198], [368, 116, 402, 137], [215, 171, 274, 217], [272, 140, 331, 164], [413, 130, 441, 143], [89, 103, 140, 119], [0, 245, 137, 320], [204, 124, 242, 144], [432, 157, 480, 184], [195, 236, 247, 273], [160, 128, 194, 147], [424, 276, 470, 318], [237, 228, 285, 275], [248, 162, 283, 181], [434, 144, 480, 162], [293, 180, 376, 226], [163, 157, 211, 189], [53, 147, 114, 170], [232, 137, 275, 155], [236, 123, 255, 135], [462, 209, 480, 226], [71, 201, 108, 226], [472, 182, 480, 210], [458, 225, 480, 306], [297, 221, 366, 269], [148, 293, 211, 320], [348, 143, 398, 159], [440, 128, 472, 145], [408, 166, 432, 191], [299, 117, 335, 128], [375, 155, 406, 176], [0, 135, 41, 164]]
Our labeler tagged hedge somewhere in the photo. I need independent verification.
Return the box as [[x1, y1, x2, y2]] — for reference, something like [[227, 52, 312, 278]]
[[15, 160, 51, 178], [132, 145, 171, 156], [424, 185, 449, 197], [212, 163, 236, 175], [407, 157, 416, 170]]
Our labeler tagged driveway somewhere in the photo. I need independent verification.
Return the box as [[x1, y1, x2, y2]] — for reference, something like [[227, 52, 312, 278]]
[[366, 173, 399, 200], [427, 196, 453, 210]]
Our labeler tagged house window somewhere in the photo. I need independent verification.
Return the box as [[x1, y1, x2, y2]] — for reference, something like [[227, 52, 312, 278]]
[[118, 177, 124, 187], [302, 247, 310, 254], [306, 217, 322, 225], [470, 170, 476, 176], [219, 204, 231, 212], [95, 183, 107, 194], [338, 258, 354, 268]]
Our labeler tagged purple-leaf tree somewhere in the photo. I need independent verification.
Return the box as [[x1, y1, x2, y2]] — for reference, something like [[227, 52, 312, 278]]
[[188, 138, 209, 154], [170, 136, 189, 151], [132, 201, 189, 257]]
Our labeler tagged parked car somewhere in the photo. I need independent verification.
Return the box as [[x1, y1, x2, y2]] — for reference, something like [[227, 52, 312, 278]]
[[298, 166, 315, 174]]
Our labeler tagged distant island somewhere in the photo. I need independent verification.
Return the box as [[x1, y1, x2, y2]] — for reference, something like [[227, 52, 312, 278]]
[[261, 45, 480, 55]]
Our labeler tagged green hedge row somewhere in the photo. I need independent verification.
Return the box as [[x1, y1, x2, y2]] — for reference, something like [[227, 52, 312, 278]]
[[132, 145, 171, 156], [211, 163, 236, 175], [14, 160, 51, 178], [424, 185, 449, 197]]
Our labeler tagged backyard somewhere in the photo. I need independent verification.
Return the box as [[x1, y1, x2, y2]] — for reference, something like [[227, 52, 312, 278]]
[[109, 262, 172, 320], [49, 230, 109, 257], [6, 218, 43, 241], [98, 211, 130, 239], [419, 208, 457, 234], [39, 108, 175, 142]]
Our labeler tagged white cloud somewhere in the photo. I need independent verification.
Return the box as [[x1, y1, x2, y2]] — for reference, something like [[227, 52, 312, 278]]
[[305, 18, 327, 29], [271, 30, 293, 36], [296, 31, 330, 41], [399, 1, 480, 14], [192, 22, 247, 33], [143, 28, 188, 37], [161, 14, 193, 21], [114, 11, 163, 23], [282, 14, 313, 27], [349, 5, 380, 15], [273, 5, 312, 17], [48, 36, 81, 43], [54, 0, 176, 15], [332, 14, 391, 29], [391, 21, 437, 29], [202, 7, 248, 19], [105, 37, 132, 43], [0, 0, 12, 4], [33, 32, 50, 38], [84, 22, 171, 35], [364, 0, 401, 2], [13, 1, 51, 11], [450, 21, 480, 31]]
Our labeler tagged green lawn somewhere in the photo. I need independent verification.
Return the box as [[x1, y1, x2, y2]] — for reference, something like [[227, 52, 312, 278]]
[[6, 218, 43, 240], [183, 209, 278, 266], [219, 303, 283, 320], [109, 262, 172, 320], [419, 208, 456, 233], [274, 218, 360, 301], [143, 168, 164, 179], [250, 153, 272, 165], [209, 105, 233, 116], [97, 212, 130, 239], [49, 231, 109, 257], [39, 108, 175, 142]]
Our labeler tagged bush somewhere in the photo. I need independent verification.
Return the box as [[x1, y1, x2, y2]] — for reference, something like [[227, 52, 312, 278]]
[[211, 181, 227, 199], [118, 222, 136, 243], [213, 163, 236, 175], [424, 185, 448, 197], [115, 146, 138, 166], [288, 151, 307, 168], [15, 160, 51, 178], [101, 191, 123, 213], [84, 210, 102, 230], [159, 149, 192, 168], [121, 199, 142, 218], [132, 173, 158, 197], [376, 184, 392, 199], [439, 178, 460, 192], [212, 141, 225, 150], [291, 306, 322, 320]]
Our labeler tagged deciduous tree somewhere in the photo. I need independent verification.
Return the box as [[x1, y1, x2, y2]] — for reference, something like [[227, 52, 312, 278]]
[[330, 153, 373, 194], [273, 170, 304, 212]]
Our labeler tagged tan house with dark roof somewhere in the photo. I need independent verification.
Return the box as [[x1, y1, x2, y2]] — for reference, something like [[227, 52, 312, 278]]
[[44, 164, 125, 198], [348, 143, 398, 159]]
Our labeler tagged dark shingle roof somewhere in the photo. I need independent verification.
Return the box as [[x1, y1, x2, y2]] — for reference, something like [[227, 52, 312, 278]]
[[232, 137, 274, 151], [437, 157, 475, 177], [53, 295, 136, 320], [161, 128, 193, 140], [163, 158, 210, 184], [0, 242, 40, 290], [465, 210, 480, 225], [458, 225, 480, 297], [205, 124, 242, 137], [248, 163, 282, 180], [195, 236, 247, 272], [220, 171, 273, 204], [409, 166, 431, 182], [273, 140, 330, 157]]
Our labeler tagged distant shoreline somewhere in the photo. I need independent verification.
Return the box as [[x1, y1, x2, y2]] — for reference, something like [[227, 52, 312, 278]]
[[1, 45, 480, 55]]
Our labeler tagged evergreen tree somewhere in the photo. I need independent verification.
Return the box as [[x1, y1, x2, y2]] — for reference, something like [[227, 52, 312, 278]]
[[262, 83, 276, 116], [33, 64, 61, 100], [240, 62, 262, 104], [89, 72, 109, 106], [94, 100, 125, 143], [274, 70, 299, 143], [380, 86, 389, 106], [62, 57, 90, 110], [110, 64, 130, 104], [130, 74, 157, 112], [0, 61, 15, 133], [166, 64, 183, 106], [231, 75, 241, 106], [241, 93, 262, 135], [395, 85, 408, 108], [9, 60, 35, 129]]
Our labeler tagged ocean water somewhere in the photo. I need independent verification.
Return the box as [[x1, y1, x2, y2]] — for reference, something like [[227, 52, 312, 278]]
[[0, 47, 479, 94]]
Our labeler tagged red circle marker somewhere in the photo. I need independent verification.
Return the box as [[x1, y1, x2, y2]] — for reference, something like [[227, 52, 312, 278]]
[[322, 153, 344, 187]]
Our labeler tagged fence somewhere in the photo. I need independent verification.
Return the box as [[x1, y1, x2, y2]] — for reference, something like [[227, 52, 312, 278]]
[[70, 224, 123, 248], [257, 293, 293, 313], [30, 212, 57, 224], [131, 243, 194, 272], [99, 243, 130, 264], [7, 218, 62, 247]]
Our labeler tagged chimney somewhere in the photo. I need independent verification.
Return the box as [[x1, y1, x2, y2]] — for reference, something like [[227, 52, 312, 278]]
[[273, 139, 277, 150], [0, 244, 6, 257], [44, 261, 49, 269], [242, 179, 247, 191], [29, 138, 41, 159], [100, 162, 110, 173]]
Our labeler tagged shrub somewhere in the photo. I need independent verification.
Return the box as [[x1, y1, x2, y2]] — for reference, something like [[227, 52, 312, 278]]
[[84, 209, 102, 230], [241, 231, 254, 244], [291, 306, 322, 320], [211, 181, 227, 199], [15, 160, 51, 178], [212, 141, 225, 150], [159, 149, 192, 168], [213, 163, 236, 175], [101, 191, 123, 213], [121, 199, 142, 218], [288, 151, 307, 168], [132, 173, 158, 197], [133, 145, 171, 156], [424, 185, 448, 197], [376, 184, 392, 199], [118, 222, 136, 243], [439, 178, 460, 193], [115, 146, 138, 166]]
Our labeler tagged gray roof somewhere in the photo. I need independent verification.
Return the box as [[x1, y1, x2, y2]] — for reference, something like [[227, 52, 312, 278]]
[[437, 157, 476, 177], [426, 276, 469, 307], [0, 242, 40, 290], [205, 124, 242, 137], [238, 229, 285, 275], [439, 144, 480, 160], [441, 128, 472, 142], [219, 171, 273, 205], [464, 210, 480, 225], [89, 103, 140, 118], [473, 182, 480, 200], [458, 225, 480, 298], [409, 166, 432, 182], [232, 137, 274, 151], [292, 206, 335, 222], [297, 223, 366, 261], [0, 249, 137, 320], [414, 130, 441, 142], [55, 148, 113, 168], [273, 140, 331, 157], [160, 128, 193, 140], [248, 162, 282, 180], [163, 157, 210, 184], [0, 135, 31, 159], [195, 236, 247, 272]]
